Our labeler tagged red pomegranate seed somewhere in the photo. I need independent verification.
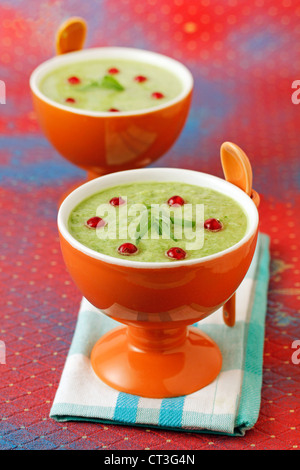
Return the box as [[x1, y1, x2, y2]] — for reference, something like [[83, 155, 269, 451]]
[[167, 195, 185, 206], [108, 67, 120, 74], [204, 218, 223, 232], [151, 92, 165, 99], [166, 247, 187, 260], [65, 97, 76, 103], [108, 108, 120, 112], [67, 76, 81, 85], [118, 243, 138, 255], [85, 217, 106, 229], [134, 75, 147, 83], [109, 197, 126, 206]]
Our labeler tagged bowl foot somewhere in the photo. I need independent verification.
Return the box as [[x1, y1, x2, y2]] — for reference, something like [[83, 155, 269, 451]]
[[90, 325, 222, 398]]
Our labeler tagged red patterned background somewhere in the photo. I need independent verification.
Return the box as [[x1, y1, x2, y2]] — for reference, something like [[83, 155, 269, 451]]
[[0, 0, 299, 450]]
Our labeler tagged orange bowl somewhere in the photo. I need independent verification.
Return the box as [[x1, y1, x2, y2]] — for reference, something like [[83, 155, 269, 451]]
[[30, 48, 193, 179], [57, 168, 259, 398]]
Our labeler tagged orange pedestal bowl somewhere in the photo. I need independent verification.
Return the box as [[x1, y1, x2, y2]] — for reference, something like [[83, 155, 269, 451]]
[[30, 47, 193, 188], [57, 161, 259, 398]]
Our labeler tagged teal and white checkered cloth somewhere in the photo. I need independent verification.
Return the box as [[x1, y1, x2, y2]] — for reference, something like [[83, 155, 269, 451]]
[[50, 233, 270, 436]]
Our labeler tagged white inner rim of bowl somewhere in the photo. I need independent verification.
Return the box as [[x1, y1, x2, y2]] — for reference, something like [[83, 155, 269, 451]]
[[57, 168, 259, 269], [29, 47, 194, 117]]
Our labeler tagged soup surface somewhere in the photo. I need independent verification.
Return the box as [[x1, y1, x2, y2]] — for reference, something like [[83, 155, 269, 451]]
[[39, 59, 183, 112], [68, 182, 248, 262]]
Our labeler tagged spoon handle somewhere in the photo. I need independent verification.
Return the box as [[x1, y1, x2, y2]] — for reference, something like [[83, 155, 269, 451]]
[[220, 142, 260, 327], [223, 293, 236, 327]]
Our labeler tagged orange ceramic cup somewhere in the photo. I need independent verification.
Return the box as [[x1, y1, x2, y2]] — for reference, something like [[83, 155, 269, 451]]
[[30, 48, 193, 181], [57, 167, 259, 398]]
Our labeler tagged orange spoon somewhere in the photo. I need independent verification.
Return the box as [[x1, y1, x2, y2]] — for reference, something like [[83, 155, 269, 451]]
[[55, 17, 87, 55], [220, 141, 260, 206], [220, 141, 260, 327]]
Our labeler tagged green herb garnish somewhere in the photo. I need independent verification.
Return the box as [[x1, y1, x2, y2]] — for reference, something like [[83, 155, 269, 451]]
[[133, 206, 194, 244], [78, 75, 125, 92], [100, 75, 125, 91], [134, 209, 152, 245], [170, 215, 196, 228]]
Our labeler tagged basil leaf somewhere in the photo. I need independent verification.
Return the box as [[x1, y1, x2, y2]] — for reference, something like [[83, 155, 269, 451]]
[[151, 216, 160, 237], [132, 204, 194, 245], [134, 209, 151, 244], [78, 80, 101, 91], [160, 216, 171, 239], [77, 75, 125, 92], [100, 75, 125, 91], [171, 215, 196, 228]]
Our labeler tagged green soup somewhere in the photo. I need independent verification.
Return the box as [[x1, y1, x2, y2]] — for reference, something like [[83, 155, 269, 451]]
[[68, 182, 248, 262], [39, 59, 182, 112]]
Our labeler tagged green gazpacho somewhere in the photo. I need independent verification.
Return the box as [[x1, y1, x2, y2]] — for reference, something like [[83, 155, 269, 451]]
[[68, 182, 248, 262], [39, 59, 182, 112]]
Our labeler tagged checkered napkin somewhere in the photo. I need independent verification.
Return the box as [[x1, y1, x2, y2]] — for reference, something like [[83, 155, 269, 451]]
[[50, 234, 270, 436]]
